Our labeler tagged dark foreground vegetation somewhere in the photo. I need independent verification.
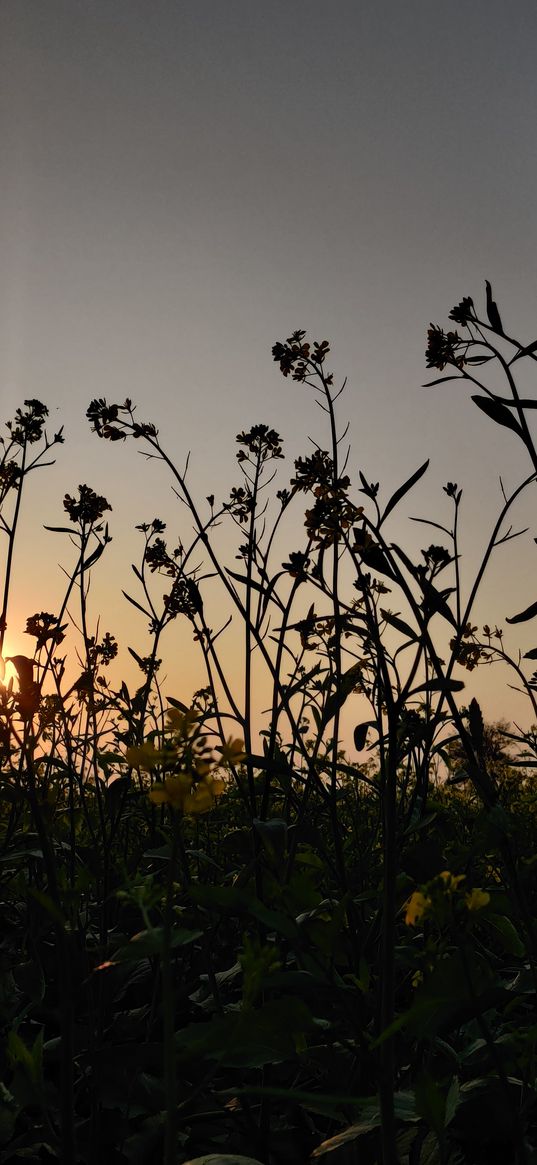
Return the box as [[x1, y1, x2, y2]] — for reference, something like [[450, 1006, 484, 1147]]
[[2, 286, 537, 1165]]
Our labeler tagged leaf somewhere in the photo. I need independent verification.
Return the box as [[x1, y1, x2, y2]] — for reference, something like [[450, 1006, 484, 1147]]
[[485, 279, 504, 333], [189, 884, 300, 942], [226, 570, 266, 594], [353, 530, 398, 581], [128, 646, 147, 668], [174, 997, 315, 1068], [410, 679, 465, 695], [122, 590, 150, 617], [322, 663, 362, 727], [253, 818, 287, 863], [113, 926, 203, 962], [471, 395, 523, 437], [310, 1091, 419, 1156], [380, 459, 429, 525], [421, 582, 458, 628], [311, 1116, 380, 1156], [484, 914, 525, 957], [166, 696, 189, 712], [422, 375, 462, 387], [183, 1157, 264, 1165], [506, 598, 537, 624], [353, 723, 369, 751], [523, 647, 537, 659], [380, 608, 417, 639], [511, 338, 537, 361]]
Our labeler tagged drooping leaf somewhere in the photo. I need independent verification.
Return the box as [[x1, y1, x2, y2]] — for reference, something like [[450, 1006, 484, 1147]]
[[380, 460, 429, 525], [506, 598, 537, 624], [471, 395, 522, 437]]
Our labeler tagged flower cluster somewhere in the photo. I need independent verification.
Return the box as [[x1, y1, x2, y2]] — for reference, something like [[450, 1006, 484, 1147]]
[[425, 325, 468, 371], [25, 612, 66, 651], [64, 484, 111, 526], [448, 296, 476, 327], [7, 400, 51, 446], [450, 623, 493, 672], [126, 706, 245, 815], [236, 424, 283, 464], [225, 485, 255, 524], [405, 870, 490, 928], [272, 331, 333, 385]]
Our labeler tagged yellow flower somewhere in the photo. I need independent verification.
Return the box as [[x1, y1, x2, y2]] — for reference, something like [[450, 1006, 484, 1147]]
[[126, 741, 166, 771], [437, 870, 466, 892], [217, 737, 246, 765], [149, 772, 192, 808], [405, 891, 431, 926], [166, 706, 199, 736], [465, 888, 490, 912], [148, 771, 225, 814]]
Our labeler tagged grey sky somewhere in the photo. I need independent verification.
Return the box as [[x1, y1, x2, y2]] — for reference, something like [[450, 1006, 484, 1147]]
[[2, 1, 537, 722]]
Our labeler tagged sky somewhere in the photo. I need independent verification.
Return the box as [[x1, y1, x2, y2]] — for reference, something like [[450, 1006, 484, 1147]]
[[2, 0, 537, 742]]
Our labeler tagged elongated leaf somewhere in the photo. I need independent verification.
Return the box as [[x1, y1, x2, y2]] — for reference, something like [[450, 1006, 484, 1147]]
[[507, 598, 537, 624], [353, 531, 398, 581], [128, 646, 146, 667], [381, 459, 429, 525], [471, 395, 523, 437], [184, 1157, 263, 1165], [421, 582, 458, 628], [226, 569, 265, 594], [511, 339, 537, 362], [322, 663, 362, 726], [122, 590, 150, 617], [524, 647, 537, 659], [410, 679, 465, 695], [166, 696, 189, 711], [380, 608, 416, 639], [485, 279, 503, 333], [422, 375, 462, 387]]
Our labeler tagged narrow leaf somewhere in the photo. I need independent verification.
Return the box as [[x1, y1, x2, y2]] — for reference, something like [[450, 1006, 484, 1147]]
[[381, 460, 429, 525], [506, 598, 537, 624], [322, 663, 362, 726], [226, 569, 266, 594], [471, 395, 523, 437], [485, 279, 504, 333], [122, 590, 150, 617], [422, 375, 462, 388], [380, 608, 416, 639]]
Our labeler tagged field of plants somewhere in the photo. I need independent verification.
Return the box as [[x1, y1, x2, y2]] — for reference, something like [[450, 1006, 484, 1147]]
[[2, 285, 537, 1165]]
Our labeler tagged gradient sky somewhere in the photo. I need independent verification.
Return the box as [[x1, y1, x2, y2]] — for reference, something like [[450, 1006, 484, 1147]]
[[2, 1, 537, 738]]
